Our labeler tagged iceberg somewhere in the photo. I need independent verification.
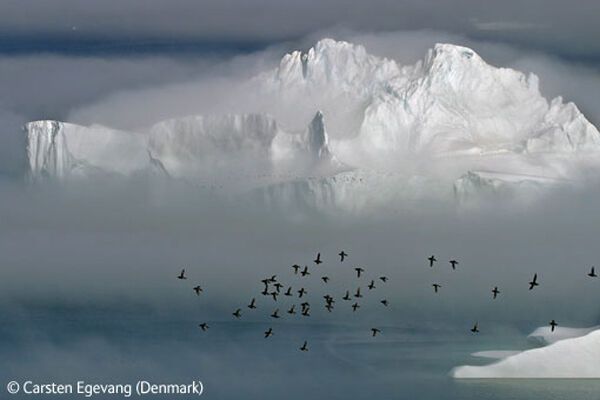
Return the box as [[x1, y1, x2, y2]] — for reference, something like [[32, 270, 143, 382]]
[[452, 327, 600, 378], [23, 39, 600, 210]]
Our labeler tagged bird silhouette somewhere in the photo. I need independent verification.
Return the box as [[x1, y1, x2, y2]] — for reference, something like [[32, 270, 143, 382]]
[[588, 267, 597, 278], [271, 309, 280, 319], [264, 328, 273, 338], [261, 288, 269, 296], [355, 267, 365, 278], [261, 279, 270, 292], [321, 276, 330, 284], [339, 251, 348, 262], [287, 305, 296, 315], [177, 269, 187, 280], [428, 255, 437, 267], [300, 302, 310, 311], [199, 323, 209, 331], [381, 299, 389, 307], [368, 280, 376, 290], [301, 307, 311, 317], [292, 264, 301, 274], [301, 266, 310, 277], [298, 288, 307, 298], [342, 291, 351, 301], [471, 322, 479, 333], [529, 273, 539, 290], [549, 319, 558, 332], [371, 328, 381, 337], [232, 309, 242, 319], [355, 287, 362, 298], [193, 285, 203, 295], [379, 276, 388, 282], [284, 287, 293, 296], [248, 298, 257, 309], [449, 260, 459, 270], [268, 275, 277, 283], [314, 253, 322, 265], [300, 341, 308, 351], [274, 283, 283, 293], [492, 286, 500, 299], [271, 291, 279, 301], [325, 304, 334, 312], [432, 283, 441, 293], [352, 302, 360, 312]]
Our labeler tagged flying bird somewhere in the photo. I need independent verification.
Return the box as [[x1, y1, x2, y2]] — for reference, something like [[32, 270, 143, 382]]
[[380, 299, 389, 307], [368, 280, 376, 290], [325, 304, 334, 312], [549, 319, 558, 332], [492, 286, 500, 299], [287, 305, 296, 315], [314, 253, 323, 265], [301, 307, 311, 317], [355, 267, 365, 278], [284, 287, 293, 296], [300, 341, 308, 352], [248, 298, 257, 309], [271, 291, 279, 301], [529, 273, 539, 290], [471, 322, 479, 333], [342, 291, 351, 301], [274, 283, 283, 293], [588, 267, 597, 278], [232, 309, 242, 319], [264, 328, 273, 338], [198, 323, 209, 331], [271, 309, 280, 319], [177, 269, 187, 280], [268, 275, 277, 283], [298, 288, 307, 298], [449, 260, 459, 270], [339, 251, 348, 262], [193, 285, 203, 295], [301, 266, 310, 277], [428, 255, 437, 267], [321, 276, 330, 284], [355, 287, 362, 298], [352, 302, 360, 312], [292, 264, 301, 274], [261, 288, 269, 296], [371, 328, 381, 337], [432, 283, 441, 293], [379, 276, 388, 283]]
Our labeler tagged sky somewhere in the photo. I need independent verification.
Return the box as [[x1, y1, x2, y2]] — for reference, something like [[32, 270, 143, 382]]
[[2, 2, 600, 393]]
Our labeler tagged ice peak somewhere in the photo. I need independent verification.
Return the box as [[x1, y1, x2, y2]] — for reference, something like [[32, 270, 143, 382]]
[[421, 43, 488, 76], [274, 38, 399, 90]]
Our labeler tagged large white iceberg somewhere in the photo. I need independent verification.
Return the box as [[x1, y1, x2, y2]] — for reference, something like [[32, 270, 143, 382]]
[[23, 39, 600, 210]]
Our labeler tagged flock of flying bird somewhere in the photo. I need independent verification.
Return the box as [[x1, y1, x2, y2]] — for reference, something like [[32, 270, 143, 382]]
[[176, 251, 593, 351], [177, 250, 388, 352], [427, 255, 598, 333]]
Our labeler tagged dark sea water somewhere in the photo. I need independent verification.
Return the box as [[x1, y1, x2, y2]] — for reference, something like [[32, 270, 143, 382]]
[[2, 308, 600, 400]]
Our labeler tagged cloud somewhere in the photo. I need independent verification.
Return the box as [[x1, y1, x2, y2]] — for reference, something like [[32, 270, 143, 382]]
[[1, 0, 600, 62]]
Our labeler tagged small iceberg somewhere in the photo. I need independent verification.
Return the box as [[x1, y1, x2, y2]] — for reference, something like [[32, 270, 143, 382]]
[[452, 327, 600, 378]]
